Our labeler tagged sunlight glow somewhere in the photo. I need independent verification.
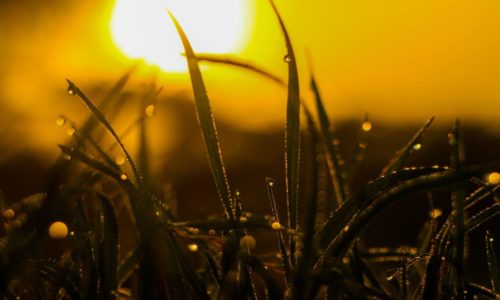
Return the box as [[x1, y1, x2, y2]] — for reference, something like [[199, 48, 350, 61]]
[[110, 0, 251, 72]]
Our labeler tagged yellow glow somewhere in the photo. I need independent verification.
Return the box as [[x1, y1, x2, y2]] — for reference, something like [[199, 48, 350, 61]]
[[487, 172, 500, 185], [110, 0, 252, 72]]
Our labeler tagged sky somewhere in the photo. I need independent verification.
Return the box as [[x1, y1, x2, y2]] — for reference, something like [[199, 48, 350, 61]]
[[0, 0, 499, 159]]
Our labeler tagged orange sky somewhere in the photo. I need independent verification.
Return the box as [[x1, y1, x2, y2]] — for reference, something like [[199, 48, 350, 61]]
[[0, 0, 499, 158]]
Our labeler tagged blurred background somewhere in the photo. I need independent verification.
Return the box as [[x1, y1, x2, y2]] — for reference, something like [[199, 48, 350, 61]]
[[0, 0, 499, 285]]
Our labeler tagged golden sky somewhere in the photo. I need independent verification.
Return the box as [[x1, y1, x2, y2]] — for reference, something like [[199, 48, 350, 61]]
[[0, 0, 499, 158]]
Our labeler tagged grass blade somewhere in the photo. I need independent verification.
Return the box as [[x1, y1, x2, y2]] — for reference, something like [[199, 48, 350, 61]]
[[66, 79, 140, 183], [310, 72, 346, 205], [450, 119, 466, 298], [485, 231, 500, 293], [322, 164, 498, 260], [466, 203, 500, 233], [192, 54, 285, 85], [269, 0, 301, 264], [96, 193, 119, 299], [118, 246, 143, 286], [168, 11, 233, 220], [381, 117, 434, 175]]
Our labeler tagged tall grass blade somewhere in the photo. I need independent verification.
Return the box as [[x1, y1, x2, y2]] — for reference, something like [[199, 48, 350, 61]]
[[310, 72, 346, 205], [269, 0, 301, 264], [168, 12, 233, 220], [450, 119, 466, 298], [265, 178, 292, 284], [65, 80, 141, 183], [381, 117, 434, 175], [485, 231, 500, 293], [96, 193, 119, 299]]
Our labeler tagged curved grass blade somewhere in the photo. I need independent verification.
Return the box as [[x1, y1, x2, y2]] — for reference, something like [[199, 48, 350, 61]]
[[381, 117, 434, 175], [317, 167, 447, 248], [36, 261, 82, 300], [322, 163, 498, 259], [168, 11, 233, 220], [192, 54, 285, 86], [66, 79, 141, 184], [310, 71, 346, 205], [96, 193, 119, 299], [485, 231, 499, 293], [269, 0, 301, 264]]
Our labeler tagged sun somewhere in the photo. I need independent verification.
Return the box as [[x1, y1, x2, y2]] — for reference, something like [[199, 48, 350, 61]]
[[110, 0, 252, 73]]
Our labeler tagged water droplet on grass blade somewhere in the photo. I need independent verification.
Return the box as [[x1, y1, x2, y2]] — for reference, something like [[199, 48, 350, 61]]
[[283, 54, 291, 63], [271, 221, 281, 230], [145, 104, 155, 117], [239, 235, 256, 250], [66, 127, 75, 136], [188, 243, 198, 252], [487, 172, 500, 185], [49, 221, 68, 239], [2, 209, 15, 219], [412, 143, 422, 151], [115, 155, 126, 165], [67, 85, 76, 96], [56, 116, 66, 126], [430, 208, 442, 219], [362, 121, 372, 132], [120, 173, 128, 181]]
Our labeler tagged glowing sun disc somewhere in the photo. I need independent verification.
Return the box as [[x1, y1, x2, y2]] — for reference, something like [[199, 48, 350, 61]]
[[110, 0, 252, 72]]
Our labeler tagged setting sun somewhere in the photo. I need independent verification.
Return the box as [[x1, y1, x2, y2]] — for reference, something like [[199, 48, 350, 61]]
[[110, 0, 252, 72]]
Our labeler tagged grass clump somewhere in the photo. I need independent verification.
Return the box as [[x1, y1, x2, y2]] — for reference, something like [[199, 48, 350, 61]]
[[0, 2, 499, 299]]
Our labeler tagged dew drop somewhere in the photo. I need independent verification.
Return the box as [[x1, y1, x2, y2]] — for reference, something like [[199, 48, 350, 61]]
[[2, 209, 15, 219], [430, 208, 442, 219], [145, 104, 155, 117], [448, 133, 456, 145], [115, 155, 126, 166], [271, 221, 281, 230], [63, 154, 71, 161], [188, 243, 198, 252], [239, 235, 256, 250], [362, 121, 372, 132], [67, 85, 76, 96], [343, 226, 349, 232], [487, 172, 500, 185], [358, 142, 367, 149], [283, 54, 291, 63], [239, 216, 248, 223], [120, 173, 128, 181], [268, 180, 274, 187], [489, 237, 494, 242], [208, 229, 216, 236], [66, 127, 75, 136], [412, 143, 422, 151], [56, 116, 66, 126], [49, 221, 69, 239]]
